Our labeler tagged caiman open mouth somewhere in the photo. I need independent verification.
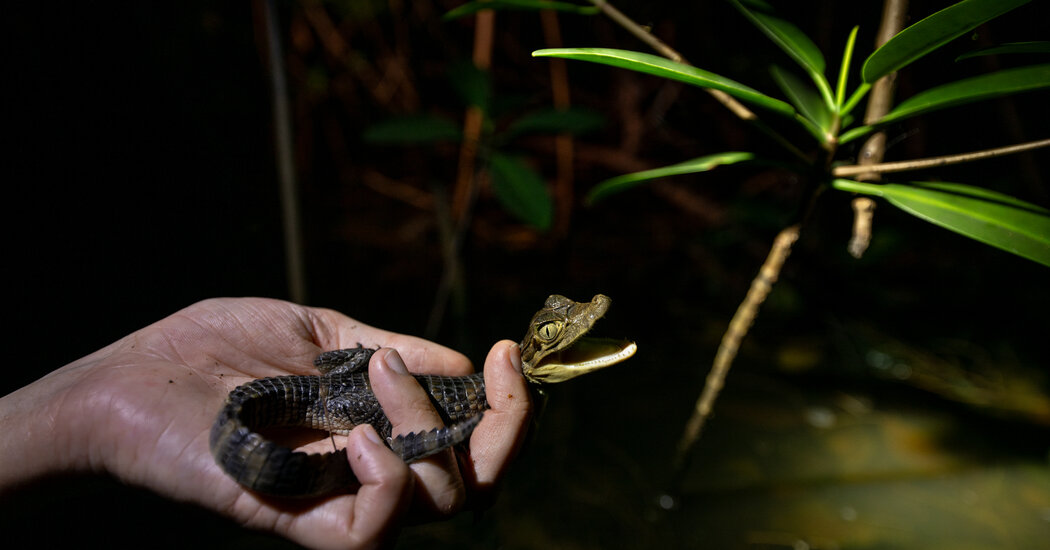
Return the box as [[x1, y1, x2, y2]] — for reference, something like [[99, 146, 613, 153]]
[[530, 336, 637, 383]]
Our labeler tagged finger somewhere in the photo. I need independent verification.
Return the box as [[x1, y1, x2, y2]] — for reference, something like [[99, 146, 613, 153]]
[[310, 307, 473, 376], [277, 424, 411, 550], [467, 340, 532, 492], [342, 424, 413, 548], [369, 349, 466, 518]]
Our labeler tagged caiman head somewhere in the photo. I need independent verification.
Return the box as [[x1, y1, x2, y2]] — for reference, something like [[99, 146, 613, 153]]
[[519, 294, 637, 384]]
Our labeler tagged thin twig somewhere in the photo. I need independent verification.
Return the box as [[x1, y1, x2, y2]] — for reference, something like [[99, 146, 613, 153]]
[[429, 10, 495, 340], [426, 185, 462, 339], [361, 169, 434, 210], [834, 138, 1050, 178], [262, 0, 307, 303], [540, 6, 576, 236], [301, 0, 418, 111], [589, 0, 683, 62], [452, 107, 485, 220], [450, 11, 495, 221], [673, 225, 800, 470], [586, 1, 746, 119]]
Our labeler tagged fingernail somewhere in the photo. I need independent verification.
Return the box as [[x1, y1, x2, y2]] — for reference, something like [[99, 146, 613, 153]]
[[383, 349, 409, 375], [509, 342, 522, 373], [361, 424, 384, 446]]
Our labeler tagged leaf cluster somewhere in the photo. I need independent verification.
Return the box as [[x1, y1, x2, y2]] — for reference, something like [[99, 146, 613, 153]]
[[521, 0, 1050, 265]]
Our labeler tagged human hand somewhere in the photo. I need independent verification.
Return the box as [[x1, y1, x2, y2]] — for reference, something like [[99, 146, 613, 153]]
[[0, 297, 531, 549]]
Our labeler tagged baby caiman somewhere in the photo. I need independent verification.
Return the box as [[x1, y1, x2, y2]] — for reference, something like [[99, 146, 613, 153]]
[[209, 294, 636, 497]]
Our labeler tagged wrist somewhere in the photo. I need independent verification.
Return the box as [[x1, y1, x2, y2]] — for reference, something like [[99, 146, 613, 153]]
[[0, 358, 104, 491], [0, 382, 63, 490]]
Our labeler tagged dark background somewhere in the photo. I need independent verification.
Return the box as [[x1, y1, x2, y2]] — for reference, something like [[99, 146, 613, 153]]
[[5, 1, 1049, 548]]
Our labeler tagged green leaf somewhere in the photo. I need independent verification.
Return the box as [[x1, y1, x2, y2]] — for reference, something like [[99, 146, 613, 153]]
[[877, 64, 1050, 126], [956, 41, 1050, 62], [769, 65, 830, 137], [831, 179, 1050, 266], [502, 107, 605, 140], [840, 81, 871, 120], [533, 48, 795, 117], [363, 115, 461, 145], [730, 0, 833, 106], [838, 124, 873, 145], [587, 152, 756, 204], [488, 153, 553, 230], [862, 0, 1031, 83], [448, 61, 491, 110], [730, 0, 825, 74], [835, 26, 860, 109], [443, 0, 598, 21]]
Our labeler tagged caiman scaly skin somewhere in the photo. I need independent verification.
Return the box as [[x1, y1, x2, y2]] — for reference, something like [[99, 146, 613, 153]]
[[209, 294, 636, 497]]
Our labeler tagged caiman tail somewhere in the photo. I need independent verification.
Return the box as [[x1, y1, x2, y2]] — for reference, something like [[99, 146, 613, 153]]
[[210, 369, 486, 497], [209, 376, 355, 496]]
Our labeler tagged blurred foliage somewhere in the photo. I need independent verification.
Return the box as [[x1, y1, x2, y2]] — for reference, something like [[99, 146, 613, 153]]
[[360, 57, 604, 230], [363, 114, 462, 144], [444, 0, 599, 21]]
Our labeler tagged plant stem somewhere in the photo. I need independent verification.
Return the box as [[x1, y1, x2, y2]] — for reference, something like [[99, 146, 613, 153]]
[[833, 139, 1050, 177], [262, 0, 307, 303], [540, 5, 576, 236], [848, 0, 908, 258], [673, 224, 800, 470], [429, 8, 497, 340], [451, 10, 495, 222]]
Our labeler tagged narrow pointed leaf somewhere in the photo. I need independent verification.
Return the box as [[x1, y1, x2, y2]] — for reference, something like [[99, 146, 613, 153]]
[[533, 48, 795, 116], [956, 41, 1050, 62], [862, 0, 1031, 83], [444, 0, 598, 20], [363, 115, 461, 145], [730, 0, 833, 105], [488, 153, 553, 230], [792, 113, 829, 144], [729, 0, 825, 74], [770, 65, 830, 133], [832, 179, 1050, 266], [840, 81, 871, 119], [502, 107, 605, 140], [838, 124, 873, 145], [587, 152, 756, 203], [877, 64, 1050, 126], [835, 26, 860, 108]]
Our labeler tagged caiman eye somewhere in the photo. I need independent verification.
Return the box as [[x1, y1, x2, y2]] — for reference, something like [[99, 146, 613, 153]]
[[536, 321, 563, 342]]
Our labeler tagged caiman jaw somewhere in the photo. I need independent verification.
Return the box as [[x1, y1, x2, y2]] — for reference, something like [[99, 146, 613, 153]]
[[520, 294, 637, 384], [525, 336, 637, 383]]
